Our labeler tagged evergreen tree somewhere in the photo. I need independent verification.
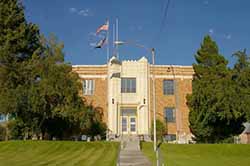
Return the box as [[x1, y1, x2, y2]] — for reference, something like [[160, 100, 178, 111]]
[[187, 36, 245, 143], [232, 49, 250, 121], [0, 0, 41, 115]]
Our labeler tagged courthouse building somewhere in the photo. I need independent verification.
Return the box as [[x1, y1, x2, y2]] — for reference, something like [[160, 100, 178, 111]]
[[72, 56, 194, 143]]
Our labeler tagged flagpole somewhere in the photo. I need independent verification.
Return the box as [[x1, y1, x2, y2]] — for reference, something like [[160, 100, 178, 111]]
[[113, 23, 115, 57], [116, 18, 119, 59], [106, 19, 110, 140], [106, 19, 109, 63]]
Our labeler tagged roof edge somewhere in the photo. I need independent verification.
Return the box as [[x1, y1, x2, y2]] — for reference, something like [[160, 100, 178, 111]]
[[150, 64, 193, 68], [72, 64, 107, 67]]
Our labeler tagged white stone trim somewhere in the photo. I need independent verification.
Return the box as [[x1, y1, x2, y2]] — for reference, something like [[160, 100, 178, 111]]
[[72, 64, 107, 67], [150, 64, 193, 68], [79, 74, 107, 78], [150, 75, 193, 79]]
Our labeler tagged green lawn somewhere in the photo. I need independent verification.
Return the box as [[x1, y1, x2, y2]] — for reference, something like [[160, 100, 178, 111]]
[[0, 141, 119, 166], [141, 142, 250, 166]]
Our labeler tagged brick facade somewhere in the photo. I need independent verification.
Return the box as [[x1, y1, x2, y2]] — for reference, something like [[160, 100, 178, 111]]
[[72, 58, 194, 142], [150, 65, 194, 140], [72, 65, 108, 123]]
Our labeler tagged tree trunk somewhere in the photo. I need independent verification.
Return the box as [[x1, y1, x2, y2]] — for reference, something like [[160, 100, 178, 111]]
[[4, 124, 8, 141]]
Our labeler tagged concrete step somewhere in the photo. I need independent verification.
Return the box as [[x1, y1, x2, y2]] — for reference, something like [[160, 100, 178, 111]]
[[119, 155, 151, 166], [120, 163, 151, 166], [118, 135, 151, 166], [120, 151, 143, 155]]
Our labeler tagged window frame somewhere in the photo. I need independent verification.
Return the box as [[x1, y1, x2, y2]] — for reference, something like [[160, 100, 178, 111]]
[[121, 78, 136, 93], [163, 79, 174, 95], [164, 107, 176, 123], [164, 134, 177, 141], [0, 114, 7, 122], [82, 79, 95, 95]]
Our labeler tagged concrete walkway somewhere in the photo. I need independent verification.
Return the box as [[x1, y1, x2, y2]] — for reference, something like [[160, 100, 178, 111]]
[[118, 137, 151, 166]]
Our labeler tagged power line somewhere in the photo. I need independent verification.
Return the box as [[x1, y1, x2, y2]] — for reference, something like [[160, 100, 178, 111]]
[[151, 0, 171, 45], [160, 0, 171, 33]]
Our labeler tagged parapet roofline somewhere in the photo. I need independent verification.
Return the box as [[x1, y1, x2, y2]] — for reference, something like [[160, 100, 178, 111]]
[[72, 64, 193, 68], [151, 64, 193, 68], [72, 64, 107, 67]]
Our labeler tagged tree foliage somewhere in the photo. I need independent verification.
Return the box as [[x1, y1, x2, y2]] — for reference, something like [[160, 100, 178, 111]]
[[187, 36, 246, 143], [151, 119, 166, 142], [232, 49, 250, 121], [0, 0, 106, 140], [81, 104, 107, 140], [0, 0, 41, 115]]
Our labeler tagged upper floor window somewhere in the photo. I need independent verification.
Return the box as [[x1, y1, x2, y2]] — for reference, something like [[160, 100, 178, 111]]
[[164, 107, 176, 123], [83, 80, 95, 95], [163, 80, 174, 95], [121, 78, 136, 93]]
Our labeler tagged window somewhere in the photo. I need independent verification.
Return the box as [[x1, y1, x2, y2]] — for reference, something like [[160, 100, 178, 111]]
[[121, 78, 136, 93], [164, 134, 176, 141], [82, 80, 95, 95], [163, 80, 174, 95], [164, 107, 176, 123], [0, 114, 6, 122]]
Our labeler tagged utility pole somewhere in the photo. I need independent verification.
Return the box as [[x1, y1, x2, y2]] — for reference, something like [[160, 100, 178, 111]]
[[152, 48, 157, 151]]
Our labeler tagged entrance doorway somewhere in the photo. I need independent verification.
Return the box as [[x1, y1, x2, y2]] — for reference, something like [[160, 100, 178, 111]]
[[121, 108, 137, 135]]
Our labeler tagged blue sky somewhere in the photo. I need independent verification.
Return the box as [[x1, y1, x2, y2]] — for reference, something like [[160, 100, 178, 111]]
[[23, 0, 250, 66]]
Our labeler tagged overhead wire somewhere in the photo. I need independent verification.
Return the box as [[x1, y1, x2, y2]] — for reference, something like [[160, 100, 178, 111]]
[[160, 0, 171, 34], [151, 0, 171, 45]]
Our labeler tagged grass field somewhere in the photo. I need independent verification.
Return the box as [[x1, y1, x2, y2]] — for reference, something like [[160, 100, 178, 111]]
[[141, 142, 250, 166], [0, 141, 119, 166]]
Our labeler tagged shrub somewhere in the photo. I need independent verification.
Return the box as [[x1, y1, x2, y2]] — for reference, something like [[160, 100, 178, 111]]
[[151, 119, 166, 142]]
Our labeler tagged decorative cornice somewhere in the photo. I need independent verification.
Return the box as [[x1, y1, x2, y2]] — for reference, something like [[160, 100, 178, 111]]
[[79, 74, 107, 78], [150, 64, 193, 68], [150, 75, 193, 79], [72, 64, 107, 67]]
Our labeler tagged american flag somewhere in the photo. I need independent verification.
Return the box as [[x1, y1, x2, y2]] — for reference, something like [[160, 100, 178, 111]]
[[96, 21, 109, 34]]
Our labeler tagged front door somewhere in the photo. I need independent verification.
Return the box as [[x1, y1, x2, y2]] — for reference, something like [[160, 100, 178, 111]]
[[129, 116, 136, 134], [121, 116, 128, 134], [120, 108, 137, 135]]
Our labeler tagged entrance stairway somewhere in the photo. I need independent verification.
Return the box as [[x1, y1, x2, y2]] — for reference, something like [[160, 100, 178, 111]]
[[118, 135, 151, 166]]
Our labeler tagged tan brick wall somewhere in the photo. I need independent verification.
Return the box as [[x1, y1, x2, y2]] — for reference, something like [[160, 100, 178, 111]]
[[80, 78, 108, 123], [150, 65, 194, 135], [150, 78, 176, 134], [150, 65, 194, 76], [72, 66, 108, 123], [176, 78, 193, 133], [72, 66, 107, 75]]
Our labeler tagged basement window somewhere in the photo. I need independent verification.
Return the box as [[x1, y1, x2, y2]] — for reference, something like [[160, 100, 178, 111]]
[[164, 134, 176, 141]]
